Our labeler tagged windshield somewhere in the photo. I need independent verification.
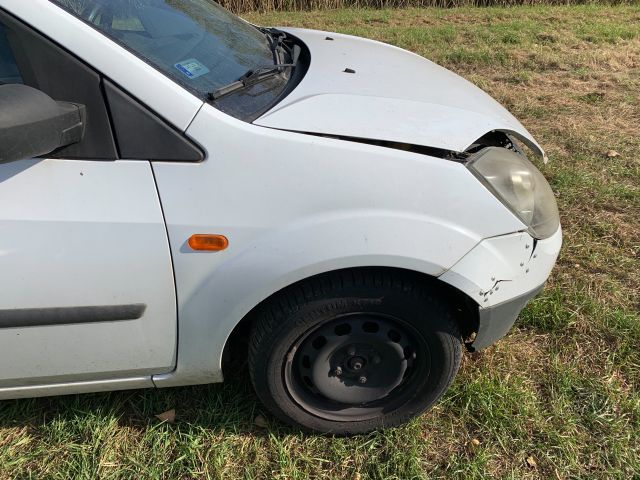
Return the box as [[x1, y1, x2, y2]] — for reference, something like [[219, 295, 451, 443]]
[[50, 0, 292, 119]]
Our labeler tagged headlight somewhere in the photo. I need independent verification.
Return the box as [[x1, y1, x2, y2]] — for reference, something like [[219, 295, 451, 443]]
[[467, 146, 560, 239]]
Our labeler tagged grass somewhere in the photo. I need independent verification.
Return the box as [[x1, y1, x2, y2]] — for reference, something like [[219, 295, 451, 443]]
[[217, 0, 636, 14], [1, 4, 640, 479]]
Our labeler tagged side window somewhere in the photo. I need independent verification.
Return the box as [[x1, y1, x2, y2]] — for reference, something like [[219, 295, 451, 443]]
[[0, 23, 21, 84]]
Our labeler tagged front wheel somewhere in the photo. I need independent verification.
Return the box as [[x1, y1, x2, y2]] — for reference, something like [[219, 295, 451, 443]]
[[248, 269, 462, 435]]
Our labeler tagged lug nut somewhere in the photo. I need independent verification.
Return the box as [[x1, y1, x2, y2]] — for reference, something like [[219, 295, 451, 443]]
[[359, 376, 367, 384], [372, 355, 381, 365], [347, 346, 356, 356], [334, 367, 342, 376]]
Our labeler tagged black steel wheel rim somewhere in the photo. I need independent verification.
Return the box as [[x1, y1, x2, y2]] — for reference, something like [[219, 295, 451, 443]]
[[283, 312, 431, 421]]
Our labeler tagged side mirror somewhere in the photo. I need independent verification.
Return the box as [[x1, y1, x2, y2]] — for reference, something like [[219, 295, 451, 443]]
[[0, 84, 86, 163]]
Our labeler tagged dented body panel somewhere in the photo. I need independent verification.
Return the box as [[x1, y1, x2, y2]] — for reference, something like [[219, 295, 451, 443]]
[[439, 227, 562, 348], [256, 28, 545, 156], [439, 227, 562, 308], [151, 104, 528, 387]]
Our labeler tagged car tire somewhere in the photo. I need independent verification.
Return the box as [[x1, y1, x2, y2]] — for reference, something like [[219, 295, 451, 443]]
[[248, 268, 462, 435]]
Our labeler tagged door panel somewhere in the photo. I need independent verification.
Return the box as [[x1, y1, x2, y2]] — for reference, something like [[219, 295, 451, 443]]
[[0, 159, 176, 387]]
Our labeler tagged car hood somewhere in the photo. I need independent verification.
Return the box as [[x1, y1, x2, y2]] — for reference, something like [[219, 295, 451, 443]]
[[255, 28, 544, 157]]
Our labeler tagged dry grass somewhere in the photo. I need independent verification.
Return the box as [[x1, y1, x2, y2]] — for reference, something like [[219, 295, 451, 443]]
[[220, 0, 635, 13], [1, 4, 639, 479]]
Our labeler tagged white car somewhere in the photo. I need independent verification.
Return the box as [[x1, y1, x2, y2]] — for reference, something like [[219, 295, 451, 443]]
[[0, 0, 561, 434]]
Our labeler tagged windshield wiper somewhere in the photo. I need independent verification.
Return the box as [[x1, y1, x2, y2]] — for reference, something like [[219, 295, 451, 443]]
[[209, 28, 302, 102], [208, 64, 295, 101], [262, 27, 289, 66]]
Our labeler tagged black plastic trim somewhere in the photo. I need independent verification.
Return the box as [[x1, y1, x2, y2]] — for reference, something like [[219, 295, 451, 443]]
[[103, 78, 204, 162], [470, 284, 544, 351], [0, 84, 86, 163], [0, 304, 147, 329]]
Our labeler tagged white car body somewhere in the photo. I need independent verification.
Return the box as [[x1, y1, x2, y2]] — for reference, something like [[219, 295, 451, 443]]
[[0, 0, 561, 401]]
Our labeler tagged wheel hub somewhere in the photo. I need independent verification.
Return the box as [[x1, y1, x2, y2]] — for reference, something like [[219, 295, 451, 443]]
[[290, 314, 421, 407], [346, 355, 365, 371]]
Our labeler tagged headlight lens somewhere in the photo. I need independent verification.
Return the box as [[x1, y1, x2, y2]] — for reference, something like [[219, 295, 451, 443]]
[[467, 146, 560, 239]]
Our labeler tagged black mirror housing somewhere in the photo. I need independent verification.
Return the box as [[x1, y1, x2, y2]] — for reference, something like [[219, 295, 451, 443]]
[[0, 84, 86, 163]]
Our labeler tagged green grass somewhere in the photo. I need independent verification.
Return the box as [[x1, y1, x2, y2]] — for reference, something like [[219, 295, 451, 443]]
[[2, 4, 640, 479], [217, 0, 639, 14]]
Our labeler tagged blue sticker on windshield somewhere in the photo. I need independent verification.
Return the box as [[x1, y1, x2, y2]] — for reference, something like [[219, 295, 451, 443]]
[[175, 58, 210, 79]]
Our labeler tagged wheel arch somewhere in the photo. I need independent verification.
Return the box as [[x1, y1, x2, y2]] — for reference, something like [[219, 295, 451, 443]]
[[153, 212, 487, 389], [222, 266, 479, 376]]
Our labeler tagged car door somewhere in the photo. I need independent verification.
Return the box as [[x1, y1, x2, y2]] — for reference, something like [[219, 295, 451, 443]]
[[0, 13, 178, 390]]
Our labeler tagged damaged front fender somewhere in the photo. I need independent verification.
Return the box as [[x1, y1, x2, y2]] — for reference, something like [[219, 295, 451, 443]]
[[438, 228, 562, 348], [439, 228, 561, 308]]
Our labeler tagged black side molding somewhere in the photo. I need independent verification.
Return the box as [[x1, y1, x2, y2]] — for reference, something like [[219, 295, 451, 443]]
[[0, 304, 147, 329]]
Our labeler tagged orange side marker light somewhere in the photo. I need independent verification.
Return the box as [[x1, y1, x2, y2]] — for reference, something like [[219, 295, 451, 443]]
[[188, 234, 229, 252]]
